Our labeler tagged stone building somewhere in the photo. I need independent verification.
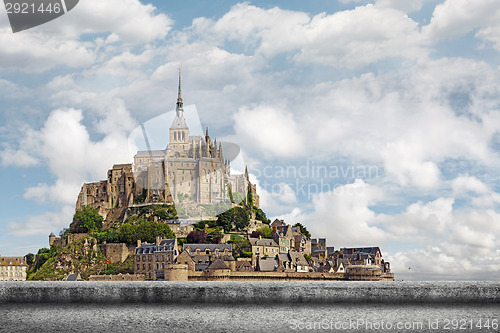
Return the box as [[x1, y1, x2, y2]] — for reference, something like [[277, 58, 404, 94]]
[[291, 226, 311, 254], [180, 243, 235, 271], [166, 220, 195, 238], [248, 236, 279, 267], [311, 238, 327, 261], [134, 238, 178, 280], [276, 252, 309, 273], [340, 247, 382, 265], [132, 71, 258, 207], [74, 71, 259, 220], [0, 255, 27, 281], [75, 163, 137, 219], [49, 232, 88, 248], [273, 224, 295, 253]]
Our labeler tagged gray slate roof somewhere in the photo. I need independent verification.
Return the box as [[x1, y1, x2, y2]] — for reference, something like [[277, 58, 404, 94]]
[[289, 251, 308, 266], [66, 274, 80, 281], [136, 239, 176, 254], [170, 113, 188, 129], [205, 258, 230, 271], [344, 247, 381, 256], [258, 257, 278, 272], [183, 244, 232, 252], [248, 237, 279, 247]]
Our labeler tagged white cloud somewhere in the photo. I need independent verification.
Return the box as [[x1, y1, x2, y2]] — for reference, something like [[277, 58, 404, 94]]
[[192, 3, 426, 69], [424, 0, 500, 48], [12, 107, 134, 205], [380, 197, 454, 236], [233, 105, 305, 158], [375, 0, 423, 13], [451, 174, 490, 196], [8, 205, 74, 236], [0, 0, 171, 72], [382, 141, 441, 189], [292, 5, 425, 68], [284, 179, 386, 245], [41, 0, 172, 43], [0, 28, 95, 72], [0, 147, 38, 167]]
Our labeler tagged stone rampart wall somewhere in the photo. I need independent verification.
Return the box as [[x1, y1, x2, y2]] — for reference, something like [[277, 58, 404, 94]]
[[88, 274, 145, 281]]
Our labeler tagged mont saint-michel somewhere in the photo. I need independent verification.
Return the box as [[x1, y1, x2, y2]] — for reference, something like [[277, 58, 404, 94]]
[[15, 72, 393, 282]]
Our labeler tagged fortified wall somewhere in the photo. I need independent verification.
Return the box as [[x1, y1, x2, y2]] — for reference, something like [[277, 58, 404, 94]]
[[157, 265, 394, 282]]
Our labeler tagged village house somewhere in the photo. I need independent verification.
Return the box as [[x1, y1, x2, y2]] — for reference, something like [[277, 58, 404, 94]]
[[0, 255, 27, 281], [166, 220, 195, 238], [134, 237, 178, 280], [234, 259, 253, 272], [277, 251, 309, 273], [291, 226, 311, 254], [273, 224, 295, 253], [248, 236, 279, 259], [340, 247, 382, 265], [180, 244, 235, 271]]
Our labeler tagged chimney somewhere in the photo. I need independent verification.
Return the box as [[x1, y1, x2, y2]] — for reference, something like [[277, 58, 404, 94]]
[[137, 239, 141, 247], [156, 236, 161, 245], [259, 235, 262, 240]]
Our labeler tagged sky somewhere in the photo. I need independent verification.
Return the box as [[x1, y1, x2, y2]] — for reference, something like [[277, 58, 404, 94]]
[[1, 0, 500, 281]]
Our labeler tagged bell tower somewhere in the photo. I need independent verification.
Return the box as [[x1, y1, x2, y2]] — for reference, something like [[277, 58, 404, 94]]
[[169, 69, 190, 154]]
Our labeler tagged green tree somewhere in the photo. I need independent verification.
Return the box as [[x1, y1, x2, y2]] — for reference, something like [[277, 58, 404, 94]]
[[233, 206, 250, 230], [227, 185, 234, 204], [136, 220, 175, 243], [93, 229, 120, 243], [72, 206, 103, 233], [256, 226, 272, 238], [216, 207, 250, 231], [119, 223, 138, 244], [216, 209, 233, 231], [247, 187, 253, 207], [25, 253, 35, 266], [230, 237, 251, 259], [206, 227, 223, 244], [253, 208, 270, 224], [293, 222, 311, 239], [187, 230, 208, 243]]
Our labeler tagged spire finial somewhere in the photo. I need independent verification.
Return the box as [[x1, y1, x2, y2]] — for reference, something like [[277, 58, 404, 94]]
[[176, 68, 183, 111]]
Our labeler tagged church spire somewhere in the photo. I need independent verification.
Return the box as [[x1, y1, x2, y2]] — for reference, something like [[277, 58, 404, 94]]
[[176, 68, 183, 112]]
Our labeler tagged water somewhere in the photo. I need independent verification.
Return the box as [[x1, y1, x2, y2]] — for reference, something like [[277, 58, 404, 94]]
[[1, 281, 499, 332]]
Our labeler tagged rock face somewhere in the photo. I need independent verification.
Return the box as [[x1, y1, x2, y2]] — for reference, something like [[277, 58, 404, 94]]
[[29, 236, 109, 281]]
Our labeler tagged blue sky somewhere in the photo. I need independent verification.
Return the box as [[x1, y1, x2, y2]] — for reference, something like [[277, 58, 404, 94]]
[[1, 0, 500, 280]]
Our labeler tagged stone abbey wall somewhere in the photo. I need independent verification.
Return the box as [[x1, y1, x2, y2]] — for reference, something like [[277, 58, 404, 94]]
[[100, 243, 136, 263]]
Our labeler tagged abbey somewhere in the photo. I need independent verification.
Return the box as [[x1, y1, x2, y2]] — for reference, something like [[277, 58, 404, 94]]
[[76, 71, 258, 219]]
